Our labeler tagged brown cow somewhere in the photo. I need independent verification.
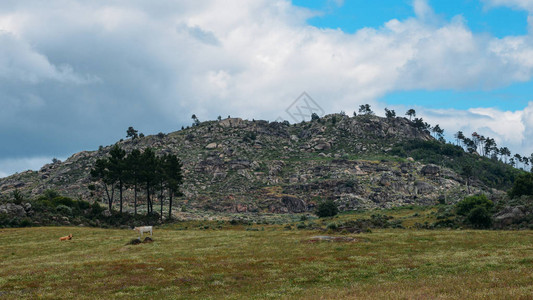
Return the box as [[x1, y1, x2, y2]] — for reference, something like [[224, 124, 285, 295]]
[[59, 234, 73, 241]]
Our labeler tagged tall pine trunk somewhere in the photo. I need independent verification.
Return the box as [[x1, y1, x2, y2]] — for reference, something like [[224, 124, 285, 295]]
[[168, 190, 173, 220], [104, 182, 114, 211], [134, 182, 137, 215], [119, 180, 123, 213], [146, 182, 151, 215], [159, 182, 164, 220]]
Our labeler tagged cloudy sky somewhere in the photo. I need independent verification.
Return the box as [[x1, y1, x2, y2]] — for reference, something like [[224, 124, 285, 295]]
[[1, 0, 533, 178]]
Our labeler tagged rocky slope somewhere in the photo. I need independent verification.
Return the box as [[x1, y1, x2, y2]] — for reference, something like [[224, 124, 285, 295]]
[[0, 114, 505, 214]]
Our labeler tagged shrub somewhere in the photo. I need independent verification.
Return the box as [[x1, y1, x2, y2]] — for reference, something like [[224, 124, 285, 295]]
[[456, 195, 493, 216], [12, 190, 24, 205], [467, 206, 493, 228], [56, 205, 73, 215], [509, 173, 533, 198], [316, 200, 339, 218]]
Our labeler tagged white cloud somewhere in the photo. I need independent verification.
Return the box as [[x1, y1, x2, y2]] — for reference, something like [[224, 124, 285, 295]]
[[482, 0, 533, 13], [1, 0, 533, 176]]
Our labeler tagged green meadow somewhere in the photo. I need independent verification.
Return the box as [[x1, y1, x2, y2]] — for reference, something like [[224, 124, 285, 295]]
[[0, 223, 532, 299]]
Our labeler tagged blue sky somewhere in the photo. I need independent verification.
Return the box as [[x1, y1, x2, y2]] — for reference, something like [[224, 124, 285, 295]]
[[1, 0, 533, 178], [292, 0, 532, 111], [294, 0, 529, 37]]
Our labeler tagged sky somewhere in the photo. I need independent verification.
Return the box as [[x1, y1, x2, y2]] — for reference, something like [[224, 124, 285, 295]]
[[1, 0, 533, 178]]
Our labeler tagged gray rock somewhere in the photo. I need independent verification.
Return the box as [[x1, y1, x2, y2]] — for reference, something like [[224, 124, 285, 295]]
[[0, 203, 26, 217], [281, 196, 306, 213], [494, 206, 527, 227], [421, 164, 440, 176], [314, 143, 331, 151], [205, 142, 218, 149]]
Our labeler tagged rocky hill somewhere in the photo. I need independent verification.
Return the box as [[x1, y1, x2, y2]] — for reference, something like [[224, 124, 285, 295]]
[[0, 114, 515, 214]]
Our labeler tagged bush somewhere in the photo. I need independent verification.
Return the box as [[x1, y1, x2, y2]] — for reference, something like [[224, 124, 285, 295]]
[[467, 206, 493, 228], [56, 205, 73, 215], [509, 173, 533, 198], [315, 200, 339, 218], [456, 195, 493, 216]]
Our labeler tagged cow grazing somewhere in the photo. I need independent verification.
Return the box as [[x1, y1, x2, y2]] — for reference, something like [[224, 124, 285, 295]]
[[59, 234, 73, 241], [133, 226, 153, 238]]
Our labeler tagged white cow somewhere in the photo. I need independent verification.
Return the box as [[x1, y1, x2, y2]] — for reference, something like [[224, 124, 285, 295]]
[[133, 226, 153, 238]]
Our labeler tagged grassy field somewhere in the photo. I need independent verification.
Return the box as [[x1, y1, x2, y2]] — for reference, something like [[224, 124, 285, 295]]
[[0, 222, 532, 299]]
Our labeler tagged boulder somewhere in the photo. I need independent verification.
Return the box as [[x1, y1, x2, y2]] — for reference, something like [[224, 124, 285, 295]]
[[0, 203, 26, 217], [421, 164, 440, 176], [218, 118, 244, 128], [205, 142, 218, 149], [314, 143, 331, 151], [494, 206, 527, 227], [281, 196, 306, 213]]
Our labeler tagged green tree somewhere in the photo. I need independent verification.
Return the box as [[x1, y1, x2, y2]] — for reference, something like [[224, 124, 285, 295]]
[[412, 118, 430, 131], [108, 145, 127, 213], [162, 154, 183, 219], [455, 194, 493, 216], [191, 114, 200, 126], [431, 124, 444, 140], [311, 113, 320, 121], [90, 158, 115, 211], [406, 109, 416, 120], [126, 127, 138, 139], [139, 148, 158, 215], [462, 165, 474, 194], [467, 206, 493, 228], [384, 108, 396, 119], [316, 200, 339, 218], [509, 172, 533, 198], [358, 104, 373, 115], [126, 149, 142, 215], [454, 131, 465, 146], [500, 147, 511, 163]]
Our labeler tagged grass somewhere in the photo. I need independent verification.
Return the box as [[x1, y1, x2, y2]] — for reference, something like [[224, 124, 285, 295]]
[[0, 225, 532, 299]]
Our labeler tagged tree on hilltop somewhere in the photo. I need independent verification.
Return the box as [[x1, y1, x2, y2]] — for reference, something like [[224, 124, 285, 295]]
[[358, 104, 373, 115], [385, 108, 396, 119], [406, 109, 416, 120], [126, 127, 138, 139], [191, 114, 200, 126]]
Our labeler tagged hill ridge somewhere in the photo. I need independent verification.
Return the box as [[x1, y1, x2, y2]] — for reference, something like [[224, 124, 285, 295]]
[[0, 114, 516, 214]]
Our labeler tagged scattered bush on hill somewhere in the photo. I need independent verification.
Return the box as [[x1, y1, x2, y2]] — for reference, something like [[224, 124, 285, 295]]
[[508, 173, 533, 198], [391, 140, 520, 190], [455, 194, 493, 216], [315, 200, 339, 218], [455, 194, 494, 229]]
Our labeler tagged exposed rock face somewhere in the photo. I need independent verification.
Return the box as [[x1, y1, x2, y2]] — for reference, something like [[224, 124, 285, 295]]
[[0, 203, 32, 217], [0, 114, 498, 214], [493, 206, 530, 228], [421, 164, 440, 176]]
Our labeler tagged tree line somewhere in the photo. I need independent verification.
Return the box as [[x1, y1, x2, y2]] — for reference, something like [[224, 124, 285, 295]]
[[90, 145, 183, 219], [354, 104, 531, 171]]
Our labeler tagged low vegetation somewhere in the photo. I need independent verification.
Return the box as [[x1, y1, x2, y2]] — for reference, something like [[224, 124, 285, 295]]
[[0, 226, 531, 299]]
